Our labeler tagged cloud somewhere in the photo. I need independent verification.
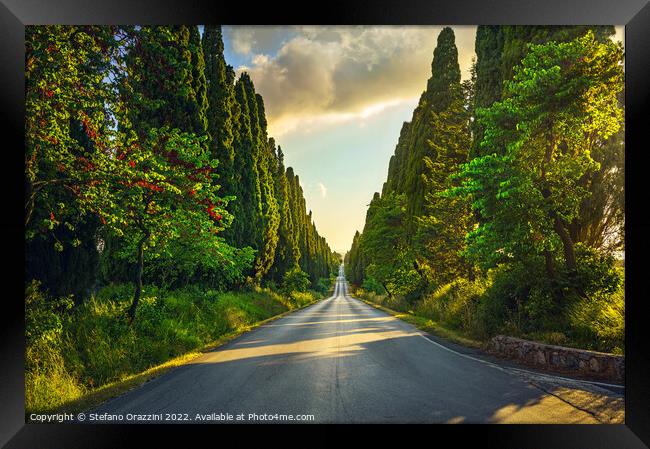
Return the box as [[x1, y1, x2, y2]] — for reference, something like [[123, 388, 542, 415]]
[[318, 182, 327, 198], [230, 26, 477, 137], [226, 26, 295, 56]]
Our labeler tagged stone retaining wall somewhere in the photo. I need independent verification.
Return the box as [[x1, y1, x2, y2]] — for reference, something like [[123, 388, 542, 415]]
[[487, 335, 624, 382]]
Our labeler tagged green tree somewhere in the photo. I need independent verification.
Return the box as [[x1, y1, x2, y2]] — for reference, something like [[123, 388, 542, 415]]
[[416, 91, 473, 286], [124, 26, 207, 139], [270, 144, 299, 282], [360, 192, 418, 298], [452, 32, 624, 301], [88, 128, 232, 321], [202, 25, 236, 196], [25, 26, 122, 302]]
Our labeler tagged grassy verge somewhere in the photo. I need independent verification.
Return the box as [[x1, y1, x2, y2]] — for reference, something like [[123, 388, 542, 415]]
[[356, 295, 484, 349], [25, 283, 323, 417]]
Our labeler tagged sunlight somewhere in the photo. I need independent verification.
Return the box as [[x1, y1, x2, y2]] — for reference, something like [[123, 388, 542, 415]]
[[191, 328, 418, 365]]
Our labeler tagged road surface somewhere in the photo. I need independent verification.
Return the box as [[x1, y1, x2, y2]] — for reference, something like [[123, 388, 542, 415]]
[[91, 266, 622, 423]]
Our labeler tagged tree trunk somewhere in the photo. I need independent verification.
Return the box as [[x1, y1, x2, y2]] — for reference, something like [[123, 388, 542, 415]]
[[381, 281, 393, 299], [553, 216, 587, 298], [543, 249, 564, 304], [128, 233, 148, 323], [553, 217, 577, 275]]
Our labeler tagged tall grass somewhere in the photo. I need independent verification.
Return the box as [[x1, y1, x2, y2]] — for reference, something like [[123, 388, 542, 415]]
[[357, 271, 624, 354], [25, 281, 321, 414]]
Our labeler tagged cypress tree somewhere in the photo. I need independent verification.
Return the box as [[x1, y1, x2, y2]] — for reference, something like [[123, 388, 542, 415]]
[[402, 27, 462, 221], [188, 25, 208, 137], [270, 144, 299, 282], [471, 26, 504, 158], [202, 26, 235, 181], [232, 74, 259, 249], [125, 26, 207, 138]]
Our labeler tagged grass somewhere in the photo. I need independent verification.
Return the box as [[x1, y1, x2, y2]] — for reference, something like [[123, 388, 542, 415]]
[[355, 294, 484, 349], [354, 275, 624, 356], [25, 282, 325, 417]]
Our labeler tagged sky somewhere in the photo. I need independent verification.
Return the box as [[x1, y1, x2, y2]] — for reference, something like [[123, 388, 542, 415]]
[[220, 25, 625, 255]]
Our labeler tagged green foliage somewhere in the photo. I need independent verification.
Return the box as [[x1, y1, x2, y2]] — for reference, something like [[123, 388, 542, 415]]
[[416, 278, 487, 334], [25, 281, 320, 414], [360, 192, 421, 298], [568, 282, 624, 354], [361, 277, 385, 295], [314, 277, 334, 296], [25, 280, 73, 346], [452, 32, 624, 287], [573, 243, 622, 296], [415, 87, 473, 285], [282, 267, 311, 294]]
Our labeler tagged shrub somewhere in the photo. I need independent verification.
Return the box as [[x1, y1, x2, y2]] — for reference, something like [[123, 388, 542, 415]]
[[25, 281, 317, 415], [281, 268, 310, 294], [573, 243, 622, 296], [314, 277, 333, 296], [361, 277, 385, 295], [416, 278, 487, 335], [567, 279, 625, 353]]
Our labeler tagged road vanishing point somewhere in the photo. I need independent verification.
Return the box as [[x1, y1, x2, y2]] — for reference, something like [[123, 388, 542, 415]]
[[91, 265, 623, 424]]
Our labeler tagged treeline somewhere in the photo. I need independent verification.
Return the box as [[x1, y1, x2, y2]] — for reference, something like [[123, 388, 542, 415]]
[[25, 25, 339, 320], [346, 26, 625, 352]]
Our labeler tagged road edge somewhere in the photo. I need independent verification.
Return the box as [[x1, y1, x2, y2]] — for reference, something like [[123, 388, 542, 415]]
[[33, 293, 329, 419]]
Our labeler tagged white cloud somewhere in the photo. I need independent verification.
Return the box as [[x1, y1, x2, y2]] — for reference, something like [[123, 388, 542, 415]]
[[318, 182, 327, 198], [232, 26, 477, 137]]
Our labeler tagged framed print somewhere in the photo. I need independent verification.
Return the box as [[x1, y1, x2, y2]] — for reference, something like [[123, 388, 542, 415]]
[[2, 0, 649, 447]]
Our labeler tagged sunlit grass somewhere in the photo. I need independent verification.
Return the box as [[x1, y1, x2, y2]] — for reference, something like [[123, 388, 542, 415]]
[[25, 283, 322, 416]]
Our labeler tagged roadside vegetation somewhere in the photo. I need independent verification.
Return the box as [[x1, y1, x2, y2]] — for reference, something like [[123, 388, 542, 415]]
[[25, 26, 340, 416], [26, 280, 331, 415], [354, 260, 624, 354], [346, 26, 625, 356]]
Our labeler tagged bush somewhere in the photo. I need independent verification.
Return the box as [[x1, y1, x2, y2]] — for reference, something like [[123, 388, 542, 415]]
[[281, 268, 310, 294], [361, 277, 385, 295], [25, 281, 315, 414], [573, 243, 622, 296], [25, 281, 84, 412], [567, 277, 625, 354], [416, 278, 487, 335], [314, 277, 333, 296]]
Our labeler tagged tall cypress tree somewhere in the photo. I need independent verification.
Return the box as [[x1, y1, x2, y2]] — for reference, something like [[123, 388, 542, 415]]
[[270, 144, 299, 282], [471, 26, 504, 159], [402, 27, 462, 222], [202, 26, 235, 192], [231, 74, 259, 250], [188, 25, 208, 137], [125, 26, 207, 138]]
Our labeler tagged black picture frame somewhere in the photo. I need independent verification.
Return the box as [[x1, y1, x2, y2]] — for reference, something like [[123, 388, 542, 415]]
[[2, 0, 648, 447]]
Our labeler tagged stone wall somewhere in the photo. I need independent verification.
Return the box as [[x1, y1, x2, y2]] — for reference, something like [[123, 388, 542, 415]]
[[487, 335, 624, 382]]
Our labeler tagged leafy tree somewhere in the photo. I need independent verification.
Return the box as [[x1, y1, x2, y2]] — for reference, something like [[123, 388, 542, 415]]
[[416, 91, 473, 285], [282, 267, 310, 294], [569, 97, 625, 253], [25, 26, 124, 301], [360, 192, 418, 298], [25, 26, 116, 237], [452, 32, 624, 301], [85, 128, 232, 321]]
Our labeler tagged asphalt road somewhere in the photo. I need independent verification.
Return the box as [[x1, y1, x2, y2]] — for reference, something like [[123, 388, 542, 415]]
[[90, 266, 619, 424]]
